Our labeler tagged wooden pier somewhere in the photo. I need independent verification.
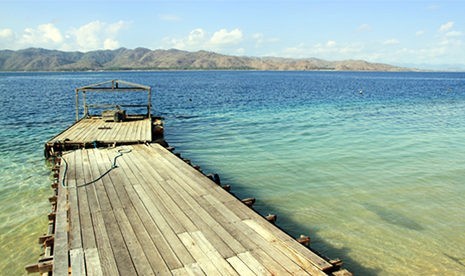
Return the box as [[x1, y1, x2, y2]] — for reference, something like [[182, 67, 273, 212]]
[[27, 80, 350, 275]]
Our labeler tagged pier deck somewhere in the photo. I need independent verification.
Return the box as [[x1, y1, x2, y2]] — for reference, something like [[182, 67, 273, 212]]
[[46, 144, 339, 275], [46, 116, 152, 147], [28, 80, 350, 275]]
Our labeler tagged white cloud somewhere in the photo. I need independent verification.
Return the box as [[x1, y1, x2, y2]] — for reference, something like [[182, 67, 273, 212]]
[[104, 38, 119, 49], [70, 21, 102, 50], [282, 42, 363, 59], [168, 28, 206, 49], [383, 39, 400, 45], [68, 20, 129, 51], [187, 28, 207, 45], [164, 28, 244, 53], [0, 28, 14, 39], [210, 28, 243, 45], [2, 20, 128, 51], [20, 23, 63, 46], [326, 40, 336, 47], [252, 33, 279, 48], [439, 21, 454, 33], [416, 30, 425, 36]]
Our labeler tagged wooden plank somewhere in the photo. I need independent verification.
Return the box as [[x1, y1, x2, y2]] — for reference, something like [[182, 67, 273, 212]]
[[75, 149, 97, 251], [190, 231, 238, 275], [113, 208, 155, 275], [184, 263, 206, 276], [164, 177, 239, 258], [95, 149, 156, 275], [89, 148, 138, 275], [146, 119, 152, 142], [171, 263, 206, 276], [84, 248, 103, 276], [47, 144, 335, 275], [70, 248, 86, 276], [110, 121, 125, 142], [105, 147, 172, 274], [171, 267, 189, 276], [148, 144, 232, 202], [112, 150, 185, 271], [237, 252, 271, 276], [118, 121, 132, 142], [51, 117, 152, 145], [178, 232, 221, 275], [135, 146, 243, 258], [241, 208, 333, 271], [146, 145, 333, 272], [226, 256, 255, 276], [243, 219, 327, 275], [133, 184, 195, 267], [248, 249, 293, 275], [77, 119, 100, 142], [141, 145, 321, 274], [81, 149, 119, 276], [184, 194, 303, 274], [67, 151, 82, 250], [71, 119, 94, 142], [53, 158, 70, 275], [128, 148, 192, 234]]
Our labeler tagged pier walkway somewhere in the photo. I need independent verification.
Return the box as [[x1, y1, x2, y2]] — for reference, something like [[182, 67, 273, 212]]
[[26, 80, 350, 275], [48, 144, 338, 275]]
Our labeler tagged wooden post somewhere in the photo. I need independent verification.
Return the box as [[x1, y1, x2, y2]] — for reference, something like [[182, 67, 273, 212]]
[[75, 89, 79, 121], [265, 214, 277, 224], [148, 87, 152, 118], [83, 91, 87, 117], [241, 197, 255, 207], [296, 235, 310, 246]]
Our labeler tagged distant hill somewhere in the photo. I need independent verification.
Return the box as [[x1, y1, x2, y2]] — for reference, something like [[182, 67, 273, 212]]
[[0, 47, 411, 71]]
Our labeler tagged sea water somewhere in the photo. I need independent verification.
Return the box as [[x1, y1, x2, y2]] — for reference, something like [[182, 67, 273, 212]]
[[1, 71, 464, 275]]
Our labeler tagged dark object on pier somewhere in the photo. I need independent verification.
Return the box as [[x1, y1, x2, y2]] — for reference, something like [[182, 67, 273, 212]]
[[241, 197, 256, 207], [265, 214, 277, 224]]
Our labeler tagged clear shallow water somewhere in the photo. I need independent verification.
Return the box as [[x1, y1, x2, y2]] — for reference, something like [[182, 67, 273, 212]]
[[1, 71, 464, 275]]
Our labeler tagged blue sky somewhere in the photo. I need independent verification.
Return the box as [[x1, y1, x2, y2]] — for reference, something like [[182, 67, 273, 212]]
[[1, 0, 464, 69]]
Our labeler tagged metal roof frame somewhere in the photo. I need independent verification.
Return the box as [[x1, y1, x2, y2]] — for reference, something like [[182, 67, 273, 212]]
[[75, 79, 152, 121]]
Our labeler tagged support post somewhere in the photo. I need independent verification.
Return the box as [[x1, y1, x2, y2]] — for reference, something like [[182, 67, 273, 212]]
[[75, 89, 79, 121], [148, 87, 152, 118], [83, 91, 87, 117]]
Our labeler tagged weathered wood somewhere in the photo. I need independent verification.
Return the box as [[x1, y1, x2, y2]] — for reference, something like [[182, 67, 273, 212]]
[[83, 248, 103, 276], [82, 150, 120, 275], [108, 152, 172, 274], [178, 232, 221, 275], [70, 248, 86, 275], [89, 149, 138, 275], [186, 263, 206, 276], [52, 160, 69, 275], [226, 256, 255, 276], [35, 143, 347, 275], [75, 149, 96, 251], [189, 231, 238, 275], [133, 146, 239, 258], [237, 251, 271, 276], [25, 260, 54, 273], [47, 117, 152, 149]]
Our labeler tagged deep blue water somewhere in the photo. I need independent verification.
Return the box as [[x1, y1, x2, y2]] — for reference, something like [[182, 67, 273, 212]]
[[1, 71, 465, 275]]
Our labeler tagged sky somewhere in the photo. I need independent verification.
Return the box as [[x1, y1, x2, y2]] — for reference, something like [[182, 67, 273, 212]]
[[1, 0, 464, 70]]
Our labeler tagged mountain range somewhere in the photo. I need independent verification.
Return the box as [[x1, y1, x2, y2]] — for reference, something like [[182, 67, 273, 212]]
[[0, 47, 411, 71]]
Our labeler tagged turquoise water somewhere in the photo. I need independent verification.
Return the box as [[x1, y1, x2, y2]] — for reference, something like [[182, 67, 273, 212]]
[[1, 71, 465, 275]]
